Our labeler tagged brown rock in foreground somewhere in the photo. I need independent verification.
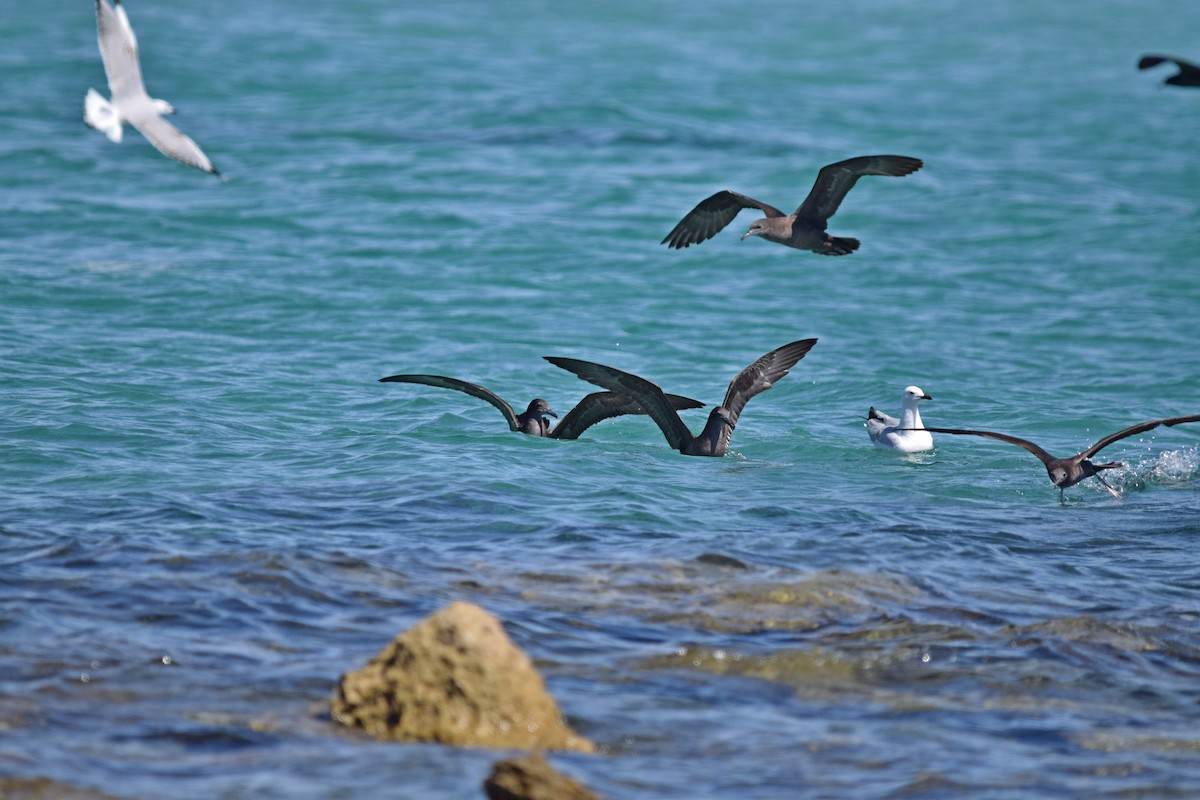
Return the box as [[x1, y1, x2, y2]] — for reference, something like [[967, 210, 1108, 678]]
[[332, 601, 594, 752], [484, 754, 604, 800], [0, 776, 122, 800]]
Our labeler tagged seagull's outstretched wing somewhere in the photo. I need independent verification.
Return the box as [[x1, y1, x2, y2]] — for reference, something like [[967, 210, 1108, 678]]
[[96, 0, 146, 103], [661, 191, 786, 249], [545, 357, 695, 452], [793, 155, 923, 225], [914, 427, 1057, 467], [1081, 414, 1200, 459], [720, 339, 817, 427], [128, 114, 218, 174], [550, 392, 704, 440], [379, 374, 519, 431]]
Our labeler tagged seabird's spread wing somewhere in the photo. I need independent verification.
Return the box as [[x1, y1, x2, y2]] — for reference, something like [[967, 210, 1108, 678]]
[[1137, 55, 1171, 70], [96, 0, 146, 104], [550, 392, 704, 440], [793, 155, 923, 225], [913, 427, 1057, 466], [379, 374, 519, 431], [1081, 414, 1200, 459], [127, 114, 217, 174], [544, 357, 695, 452], [661, 191, 786, 249], [1138, 54, 1200, 84], [720, 339, 817, 427]]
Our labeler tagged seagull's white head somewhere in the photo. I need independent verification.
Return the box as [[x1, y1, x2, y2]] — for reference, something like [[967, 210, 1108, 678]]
[[153, 99, 176, 116], [902, 386, 932, 406]]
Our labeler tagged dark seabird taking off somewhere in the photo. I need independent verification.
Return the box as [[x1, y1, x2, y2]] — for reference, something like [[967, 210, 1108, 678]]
[[908, 415, 1200, 499], [1138, 54, 1200, 87], [660, 155, 922, 255], [378, 374, 703, 439], [545, 339, 817, 457]]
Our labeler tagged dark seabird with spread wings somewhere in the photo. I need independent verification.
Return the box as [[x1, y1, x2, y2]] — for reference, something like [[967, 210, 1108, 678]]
[[661, 155, 922, 255], [379, 374, 703, 439], [1138, 54, 1200, 87], [910, 415, 1200, 499], [545, 339, 817, 457]]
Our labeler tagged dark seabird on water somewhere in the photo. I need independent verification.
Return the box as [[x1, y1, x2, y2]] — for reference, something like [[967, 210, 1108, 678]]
[[1138, 54, 1200, 87], [545, 339, 817, 457], [907, 415, 1200, 499], [378, 374, 703, 439], [660, 155, 922, 255]]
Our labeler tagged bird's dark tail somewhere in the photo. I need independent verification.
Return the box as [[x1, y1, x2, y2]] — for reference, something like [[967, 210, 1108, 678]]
[[816, 237, 860, 256], [1094, 461, 1123, 472]]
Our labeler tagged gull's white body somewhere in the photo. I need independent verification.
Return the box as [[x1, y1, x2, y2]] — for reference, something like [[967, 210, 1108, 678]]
[[867, 386, 933, 453], [84, 0, 218, 175]]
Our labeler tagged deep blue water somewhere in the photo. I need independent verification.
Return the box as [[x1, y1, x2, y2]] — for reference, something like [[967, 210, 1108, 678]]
[[2, 1, 1200, 797]]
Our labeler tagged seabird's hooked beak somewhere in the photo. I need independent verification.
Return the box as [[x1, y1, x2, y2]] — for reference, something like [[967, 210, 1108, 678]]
[[740, 229, 757, 241], [920, 393, 932, 401]]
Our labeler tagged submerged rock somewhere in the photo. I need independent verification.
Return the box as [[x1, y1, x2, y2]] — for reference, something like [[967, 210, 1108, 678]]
[[0, 777, 121, 800], [483, 754, 603, 800], [332, 601, 594, 752]]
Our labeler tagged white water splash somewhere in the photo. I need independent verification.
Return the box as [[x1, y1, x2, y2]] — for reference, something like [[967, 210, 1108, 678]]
[[1112, 446, 1200, 492]]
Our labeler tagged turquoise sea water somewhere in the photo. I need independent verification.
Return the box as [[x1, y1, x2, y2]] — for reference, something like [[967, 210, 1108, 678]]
[[3, 1, 1200, 797]]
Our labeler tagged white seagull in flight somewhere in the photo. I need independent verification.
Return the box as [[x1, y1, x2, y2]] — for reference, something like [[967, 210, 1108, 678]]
[[84, 0, 219, 176]]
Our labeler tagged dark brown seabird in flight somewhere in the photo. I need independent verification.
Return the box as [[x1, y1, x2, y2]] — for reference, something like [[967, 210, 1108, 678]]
[[378, 374, 703, 439], [1138, 54, 1200, 87], [907, 415, 1200, 499], [660, 155, 923, 255], [545, 339, 817, 457]]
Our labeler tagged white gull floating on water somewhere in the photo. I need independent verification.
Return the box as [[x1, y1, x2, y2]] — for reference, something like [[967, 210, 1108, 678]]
[[866, 386, 933, 453], [84, 0, 219, 176]]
